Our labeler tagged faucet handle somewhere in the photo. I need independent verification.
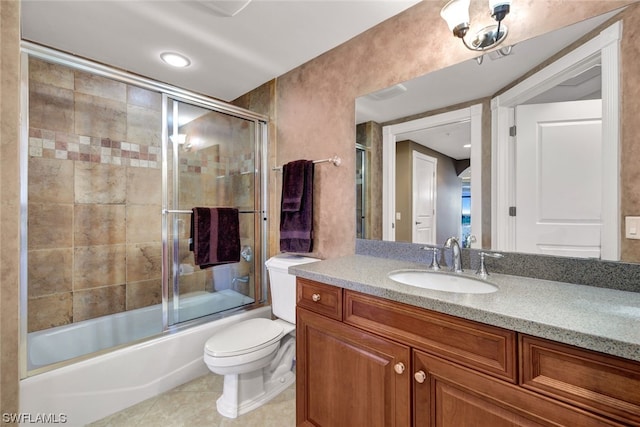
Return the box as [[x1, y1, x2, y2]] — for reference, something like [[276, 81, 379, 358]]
[[476, 252, 504, 279], [421, 246, 442, 271], [429, 247, 441, 271]]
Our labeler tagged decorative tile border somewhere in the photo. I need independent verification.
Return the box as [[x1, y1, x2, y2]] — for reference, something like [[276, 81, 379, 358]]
[[29, 127, 161, 169], [29, 127, 255, 176]]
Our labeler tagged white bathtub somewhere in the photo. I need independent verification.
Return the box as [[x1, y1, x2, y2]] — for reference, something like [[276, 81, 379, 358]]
[[20, 292, 270, 426], [26, 290, 255, 370]]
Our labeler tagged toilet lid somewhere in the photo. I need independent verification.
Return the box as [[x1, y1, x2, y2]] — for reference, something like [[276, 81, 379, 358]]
[[204, 318, 284, 357]]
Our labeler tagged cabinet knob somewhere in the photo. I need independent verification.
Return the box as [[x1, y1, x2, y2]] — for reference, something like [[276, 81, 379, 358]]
[[414, 370, 426, 384], [311, 293, 321, 302], [394, 362, 405, 375]]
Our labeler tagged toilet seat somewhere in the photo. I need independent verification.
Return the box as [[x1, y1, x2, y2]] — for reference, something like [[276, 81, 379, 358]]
[[205, 318, 284, 358]]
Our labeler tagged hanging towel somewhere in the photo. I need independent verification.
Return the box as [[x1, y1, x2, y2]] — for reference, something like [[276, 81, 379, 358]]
[[281, 160, 307, 212], [280, 160, 314, 253], [190, 207, 241, 269]]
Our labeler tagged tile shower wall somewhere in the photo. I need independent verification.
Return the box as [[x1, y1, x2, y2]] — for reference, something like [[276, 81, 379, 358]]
[[27, 57, 257, 332], [27, 57, 164, 332]]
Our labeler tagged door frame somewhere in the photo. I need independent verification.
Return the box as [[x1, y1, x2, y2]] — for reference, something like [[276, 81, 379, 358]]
[[382, 104, 483, 245], [412, 151, 437, 244], [491, 21, 621, 260]]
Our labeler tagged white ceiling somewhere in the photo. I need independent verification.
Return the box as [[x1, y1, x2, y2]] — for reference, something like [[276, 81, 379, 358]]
[[21, 0, 421, 102], [355, 8, 622, 160]]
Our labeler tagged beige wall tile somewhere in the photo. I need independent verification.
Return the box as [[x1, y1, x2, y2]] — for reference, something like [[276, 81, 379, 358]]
[[29, 57, 74, 89], [75, 92, 127, 141], [127, 166, 161, 205], [74, 244, 126, 289], [126, 242, 162, 282], [127, 104, 162, 147], [28, 292, 73, 332], [29, 80, 74, 133], [127, 204, 161, 243], [74, 69, 127, 102], [126, 278, 161, 310], [75, 204, 126, 246], [28, 203, 73, 250], [179, 173, 203, 206], [127, 85, 162, 111], [75, 162, 127, 204], [28, 157, 74, 204], [73, 285, 126, 322], [28, 248, 73, 298]]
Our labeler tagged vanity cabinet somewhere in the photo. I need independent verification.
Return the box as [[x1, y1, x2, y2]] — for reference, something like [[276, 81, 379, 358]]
[[296, 277, 639, 426]]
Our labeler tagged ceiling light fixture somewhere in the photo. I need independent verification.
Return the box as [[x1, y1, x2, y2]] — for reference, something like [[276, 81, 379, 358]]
[[160, 52, 191, 68], [440, 0, 512, 51]]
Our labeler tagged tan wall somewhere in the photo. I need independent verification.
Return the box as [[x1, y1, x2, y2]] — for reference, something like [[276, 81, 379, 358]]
[[620, 4, 640, 262], [395, 140, 462, 244], [1, 0, 20, 416]]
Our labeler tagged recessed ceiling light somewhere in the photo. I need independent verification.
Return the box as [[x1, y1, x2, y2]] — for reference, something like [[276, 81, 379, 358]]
[[160, 52, 191, 68], [463, 144, 471, 148]]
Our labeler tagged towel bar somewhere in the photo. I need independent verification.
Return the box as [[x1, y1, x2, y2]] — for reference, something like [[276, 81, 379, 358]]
[[272, 155, 341, 171], [163, 209, 261, 214]]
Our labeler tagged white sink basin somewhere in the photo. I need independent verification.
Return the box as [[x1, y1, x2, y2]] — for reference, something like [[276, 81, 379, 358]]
[[388, 270, 498, 294]]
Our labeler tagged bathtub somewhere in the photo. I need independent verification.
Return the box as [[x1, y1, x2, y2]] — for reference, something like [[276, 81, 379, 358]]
[[26, 290, 255, 370], [20, 292, 271, 426]]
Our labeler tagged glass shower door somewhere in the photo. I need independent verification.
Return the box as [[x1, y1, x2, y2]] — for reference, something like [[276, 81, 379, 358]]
[[163, 97, 263, 325], [356, 145, 367, 239]]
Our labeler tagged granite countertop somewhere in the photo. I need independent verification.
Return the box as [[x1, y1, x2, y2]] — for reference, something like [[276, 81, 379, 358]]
[[290, 254, 640, 362]]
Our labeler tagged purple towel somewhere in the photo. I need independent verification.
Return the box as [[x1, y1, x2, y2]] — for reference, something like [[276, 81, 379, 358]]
[[280, 160, 314, 253], [281, 160, 307, 212], [190, 207, 240, 268]]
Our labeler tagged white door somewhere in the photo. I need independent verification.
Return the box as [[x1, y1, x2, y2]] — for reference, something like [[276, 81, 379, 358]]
[[515, 99, 602, 258], [412, 151, 436, 244]]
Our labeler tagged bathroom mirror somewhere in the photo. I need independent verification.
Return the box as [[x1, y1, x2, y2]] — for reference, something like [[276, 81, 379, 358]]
[[355, 7, 633, 262]]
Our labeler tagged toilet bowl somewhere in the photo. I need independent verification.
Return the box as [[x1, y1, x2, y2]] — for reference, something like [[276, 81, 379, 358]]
[[203, 254, 318, 418]]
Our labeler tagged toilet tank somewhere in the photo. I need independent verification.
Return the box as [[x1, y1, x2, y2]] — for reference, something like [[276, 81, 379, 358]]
[[265, 254, 318, 324]]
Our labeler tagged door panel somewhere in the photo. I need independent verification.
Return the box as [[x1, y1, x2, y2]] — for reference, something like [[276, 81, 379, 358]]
[[413, 350, 622, 427], [515, 100, 602, 258], [297, 308, 410, 427], [413, 151, 437, 244]]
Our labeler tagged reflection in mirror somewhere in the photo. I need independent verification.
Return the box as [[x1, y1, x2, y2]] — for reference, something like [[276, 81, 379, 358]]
[[355, 8, 625, 260]]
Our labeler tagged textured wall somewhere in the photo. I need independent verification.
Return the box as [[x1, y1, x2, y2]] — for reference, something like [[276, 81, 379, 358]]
[[272, 0, 634, 259], [620, 4, 640, 262], [1, 0, 20, 416]]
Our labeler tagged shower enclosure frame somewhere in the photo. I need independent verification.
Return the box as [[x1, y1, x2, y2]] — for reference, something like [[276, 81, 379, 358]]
[[18, 41, 270, 378]]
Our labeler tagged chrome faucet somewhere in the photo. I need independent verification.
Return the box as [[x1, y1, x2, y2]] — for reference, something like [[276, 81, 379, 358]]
[[444, 236, 463, 273]]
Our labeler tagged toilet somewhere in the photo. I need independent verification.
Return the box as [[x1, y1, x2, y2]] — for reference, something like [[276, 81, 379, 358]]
[[203, 254, 318, 418]]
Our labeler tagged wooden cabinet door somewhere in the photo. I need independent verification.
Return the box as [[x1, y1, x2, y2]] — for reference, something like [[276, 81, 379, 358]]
[[296, 307, 411, 427], [413, 350, 624, 427]]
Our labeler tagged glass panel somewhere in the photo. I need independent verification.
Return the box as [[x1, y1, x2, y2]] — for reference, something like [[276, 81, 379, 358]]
[[165, 98, 257, 325], [25, 56, 165, 371], [356, 146, 367, 239]]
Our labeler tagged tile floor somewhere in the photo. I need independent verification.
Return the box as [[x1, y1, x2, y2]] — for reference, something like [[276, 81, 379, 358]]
[[87, 374, 295, 427]]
